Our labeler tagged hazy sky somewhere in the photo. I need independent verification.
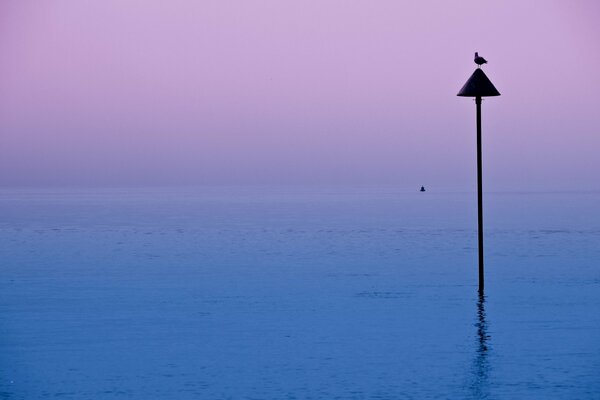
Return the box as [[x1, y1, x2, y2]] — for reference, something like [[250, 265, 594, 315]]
[[0, 1, 598, 189]]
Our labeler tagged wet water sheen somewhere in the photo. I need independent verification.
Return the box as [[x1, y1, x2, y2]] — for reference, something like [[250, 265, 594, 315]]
[[1, 187, 599, 399]]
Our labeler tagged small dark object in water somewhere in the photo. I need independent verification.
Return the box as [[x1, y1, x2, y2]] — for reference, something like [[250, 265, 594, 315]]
[[420, 186, 426, 192]]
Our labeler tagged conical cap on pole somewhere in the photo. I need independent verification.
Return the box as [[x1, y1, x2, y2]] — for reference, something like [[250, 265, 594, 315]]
[[457, 68, 500, 97]]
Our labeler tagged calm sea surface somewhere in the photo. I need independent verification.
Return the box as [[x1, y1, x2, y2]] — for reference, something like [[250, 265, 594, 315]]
[[1, 187, 599, 399]]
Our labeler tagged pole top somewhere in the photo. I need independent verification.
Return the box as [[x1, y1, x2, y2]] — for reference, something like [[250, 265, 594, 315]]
[[457, 68, 500, 97]]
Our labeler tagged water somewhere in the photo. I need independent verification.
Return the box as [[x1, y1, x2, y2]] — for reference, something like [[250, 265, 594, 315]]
[[1, 187, 599, 399]]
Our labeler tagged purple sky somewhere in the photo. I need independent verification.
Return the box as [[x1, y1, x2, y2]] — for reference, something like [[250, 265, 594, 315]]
[[0, 1, 599, 189]]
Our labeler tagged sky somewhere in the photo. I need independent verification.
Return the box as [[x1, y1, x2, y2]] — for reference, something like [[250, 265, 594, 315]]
[[0, 0, 599, 190]]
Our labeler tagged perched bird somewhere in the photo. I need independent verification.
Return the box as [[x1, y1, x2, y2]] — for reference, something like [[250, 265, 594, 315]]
[[474, 52, 487, 67]]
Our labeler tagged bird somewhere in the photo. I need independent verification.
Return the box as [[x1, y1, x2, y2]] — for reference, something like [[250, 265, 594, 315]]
[[474, 52, 487, 67]]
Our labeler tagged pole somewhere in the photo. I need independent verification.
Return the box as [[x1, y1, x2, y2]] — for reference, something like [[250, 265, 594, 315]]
[[476, 96, 484, 293], [458, 66, 499, 293]]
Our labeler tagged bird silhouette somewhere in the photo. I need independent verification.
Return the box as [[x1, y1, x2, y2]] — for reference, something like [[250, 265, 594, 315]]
[[474, 52, 487, 67]]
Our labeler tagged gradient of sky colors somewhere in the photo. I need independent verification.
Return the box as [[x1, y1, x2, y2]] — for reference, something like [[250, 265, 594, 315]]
[[0, 1, 599, 189]]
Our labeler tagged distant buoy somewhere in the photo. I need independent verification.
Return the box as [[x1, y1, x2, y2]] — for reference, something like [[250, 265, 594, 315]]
[[420, 186, 426, 192]]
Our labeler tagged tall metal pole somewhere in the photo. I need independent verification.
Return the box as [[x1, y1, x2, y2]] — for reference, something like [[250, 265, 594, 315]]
[[458, 63, 499, 293], [476, 96, 484, 293]]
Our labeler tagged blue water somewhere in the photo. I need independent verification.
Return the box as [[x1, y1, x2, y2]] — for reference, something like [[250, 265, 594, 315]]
[[1, 187, 599, 399]]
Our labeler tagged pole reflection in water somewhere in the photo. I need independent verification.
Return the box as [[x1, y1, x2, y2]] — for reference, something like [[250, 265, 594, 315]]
[[470, 292, 491, 399]]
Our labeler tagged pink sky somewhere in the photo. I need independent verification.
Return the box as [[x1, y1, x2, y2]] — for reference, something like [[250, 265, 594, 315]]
[[0, 1, 599, 189]]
